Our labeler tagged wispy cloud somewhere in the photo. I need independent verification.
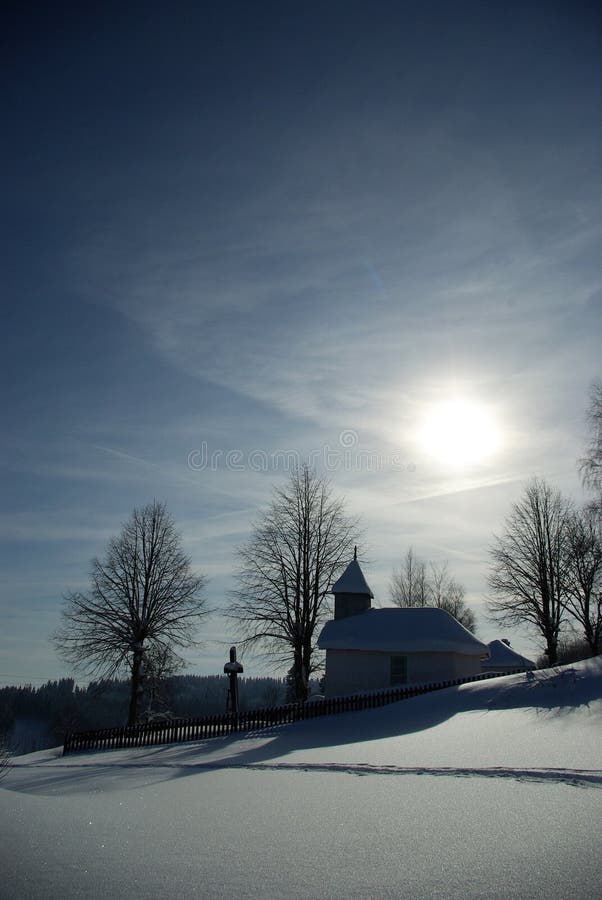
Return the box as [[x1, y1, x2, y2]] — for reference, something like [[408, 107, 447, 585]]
[[4, 2, 601, 682]]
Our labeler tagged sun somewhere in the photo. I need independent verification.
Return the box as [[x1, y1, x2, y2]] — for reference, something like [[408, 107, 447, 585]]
[[417, 397, 501, 467]]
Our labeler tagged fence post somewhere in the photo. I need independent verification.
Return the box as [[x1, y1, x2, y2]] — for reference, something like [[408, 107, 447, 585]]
[[60, 666, 521, 755]]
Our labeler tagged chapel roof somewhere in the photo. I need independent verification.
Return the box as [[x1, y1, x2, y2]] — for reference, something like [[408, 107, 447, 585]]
[[330, 556, 374, 598], [318, 607, 488, 656], [484, 639, 536, 669]]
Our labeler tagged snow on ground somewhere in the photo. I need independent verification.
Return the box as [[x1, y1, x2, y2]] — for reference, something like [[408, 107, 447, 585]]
[[1, 659, 601, 899]]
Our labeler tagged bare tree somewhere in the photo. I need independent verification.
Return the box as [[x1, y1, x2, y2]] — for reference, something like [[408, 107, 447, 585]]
[[432, 565, 476, 632], [488, 478, 571, 666], [54, 501, 208, 724], [563, 507, 602, 655], [391, 552, 476, 631], [226, 465, 359, 702], [390, 548, 429, 607], [427, 559, 449, 608], [579, 380, 602, 494], [140, 644, 185, 722]]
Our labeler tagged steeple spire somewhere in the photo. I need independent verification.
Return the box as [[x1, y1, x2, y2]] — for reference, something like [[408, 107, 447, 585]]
[[330, 552, 373, 619]]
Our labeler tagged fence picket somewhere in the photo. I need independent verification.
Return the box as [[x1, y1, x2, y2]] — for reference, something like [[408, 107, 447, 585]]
[[62, 667, 528, 755]]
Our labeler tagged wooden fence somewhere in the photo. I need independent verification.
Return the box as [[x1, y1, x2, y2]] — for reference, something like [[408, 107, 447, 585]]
[[63, 668, 527, 755]]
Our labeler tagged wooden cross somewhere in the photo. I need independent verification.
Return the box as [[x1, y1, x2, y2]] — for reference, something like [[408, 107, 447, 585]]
[[224, 645, 244, 714]]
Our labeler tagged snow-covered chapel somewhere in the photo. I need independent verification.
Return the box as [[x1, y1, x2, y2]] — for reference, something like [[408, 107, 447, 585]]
[[317, 552, 489, 697]]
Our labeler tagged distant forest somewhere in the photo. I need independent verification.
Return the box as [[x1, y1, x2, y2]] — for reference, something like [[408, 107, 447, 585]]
[[4, 641, 595, 758], [0, 674, 290, 756]]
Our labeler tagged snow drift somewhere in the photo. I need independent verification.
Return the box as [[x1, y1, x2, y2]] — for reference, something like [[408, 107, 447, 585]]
[[1, 658, 601, 899]]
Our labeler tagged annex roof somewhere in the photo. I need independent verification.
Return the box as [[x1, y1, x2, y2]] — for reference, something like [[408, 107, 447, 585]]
[[484, 640, 536, 669], [330, 558, 374, 598], [318, 607, 488, 656]]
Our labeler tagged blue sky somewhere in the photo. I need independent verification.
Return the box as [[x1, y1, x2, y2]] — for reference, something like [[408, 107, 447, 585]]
[[2, 1, 601, 685]]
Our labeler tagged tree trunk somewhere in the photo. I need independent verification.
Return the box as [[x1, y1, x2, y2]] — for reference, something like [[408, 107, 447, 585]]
[[128, 646, 144, 725], [292, 646, 310, 702], [300, 641, 312, 702], [585, 625, 599, 656], [546, 636, 558, 666]]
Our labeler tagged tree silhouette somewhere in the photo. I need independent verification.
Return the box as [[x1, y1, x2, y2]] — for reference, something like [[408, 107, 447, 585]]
[[579, 380, 602, 495], [488, 479, 571, 665], [54, 501, 208, 724], [390, 550, 476, 632], [227, 466, 359, 701]]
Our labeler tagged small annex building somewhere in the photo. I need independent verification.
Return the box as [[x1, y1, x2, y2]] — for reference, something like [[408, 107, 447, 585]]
[[318, 552, 489, 697], [481, 639, 536, 674]]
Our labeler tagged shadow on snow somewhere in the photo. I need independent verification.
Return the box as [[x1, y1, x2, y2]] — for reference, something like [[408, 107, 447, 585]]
[[5, 661, 602, 796]]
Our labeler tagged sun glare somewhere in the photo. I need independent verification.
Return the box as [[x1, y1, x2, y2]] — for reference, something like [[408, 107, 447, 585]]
[[417, 398, 501, 467]]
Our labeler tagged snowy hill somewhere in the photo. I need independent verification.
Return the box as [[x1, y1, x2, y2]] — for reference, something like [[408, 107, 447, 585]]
[[2, 659, 601, 899]]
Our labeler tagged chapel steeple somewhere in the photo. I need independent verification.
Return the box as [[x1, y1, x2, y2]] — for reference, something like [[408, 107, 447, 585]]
[[330, 549, 373, 620]]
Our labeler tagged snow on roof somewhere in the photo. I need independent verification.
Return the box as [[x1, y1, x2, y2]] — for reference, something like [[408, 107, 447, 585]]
[[484, 640, 536, 669], [318, 607, 488, 656], [330, 559, 374, 597]]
